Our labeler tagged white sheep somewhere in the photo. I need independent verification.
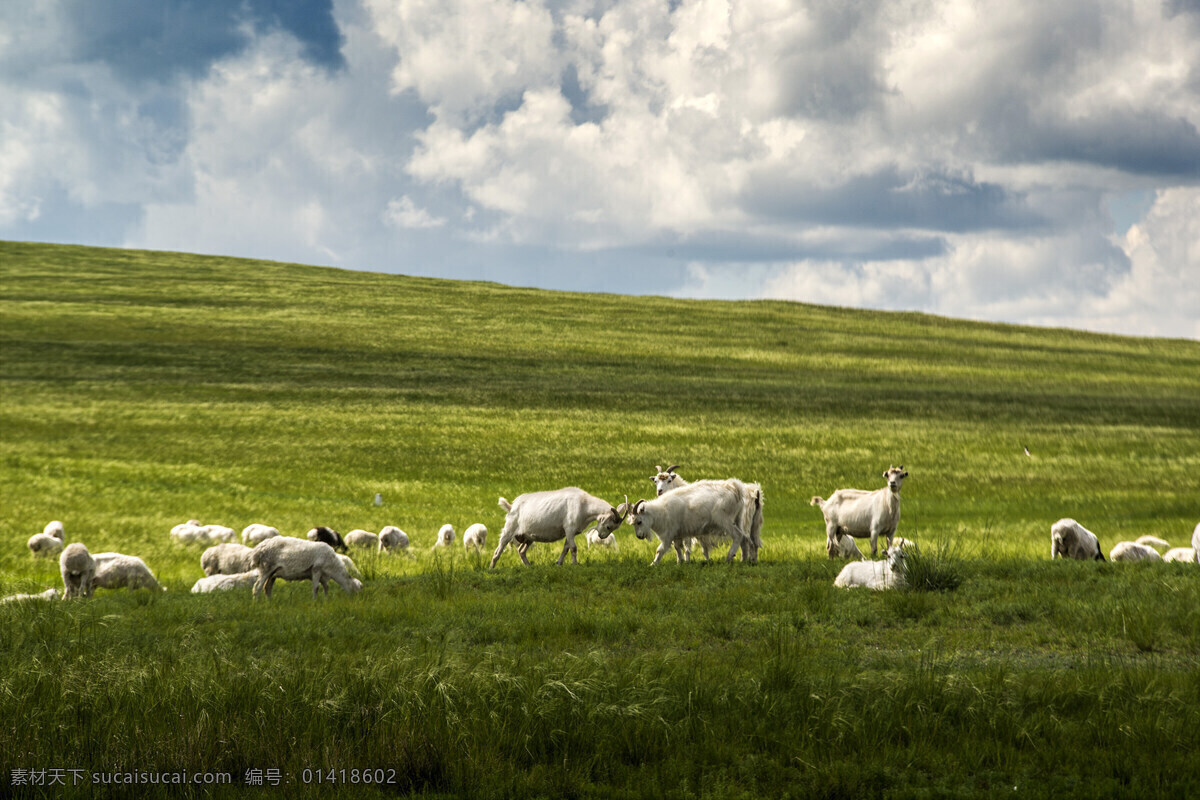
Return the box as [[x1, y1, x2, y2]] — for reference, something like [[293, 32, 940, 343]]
[[43, 520, 65, 539], [1050, 518, 1106, 562], [586, 527, 619, 550], [59, 543, 96, 599], [463, 523, 488, 551], [834, 546, 907, 590], [191, 571, 259, 593], [93, 553, 165, 592], [1, 588, 60, 603], [490, 488, 630, 568], [338, 554, 363, 581], [1135, 535, 1171, 552], [251, 537, 362, 599], [812, 467, 908, 558], [28, 532, 65, 558], [201, 543, 256, 576], [1163, 547, 1195, 563], [432, 524, 456, 549], [1109, 542, 1163, 562], [198, 524, 236, 544], [826, 530, 865, 559], [170, 520, 204, 543], [627, 479, 764, 566], [378, 526, 409, 553], [344, 529, 379, 549], [241, 523, 280, 546]]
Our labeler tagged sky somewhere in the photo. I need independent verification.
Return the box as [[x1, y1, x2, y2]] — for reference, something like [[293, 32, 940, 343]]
[[1, 0, 1198, 339]]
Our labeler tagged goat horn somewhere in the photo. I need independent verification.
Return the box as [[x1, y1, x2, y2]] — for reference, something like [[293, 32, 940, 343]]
[[617, 494, 630, 522], [667, 464, 680, 473]]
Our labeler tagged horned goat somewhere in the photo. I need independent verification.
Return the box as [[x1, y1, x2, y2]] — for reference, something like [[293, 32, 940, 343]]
[[490, 488, 629, 568], [649, 465, 762, 562], [812, 467, 907, 558], [627, 479, 763, 566]]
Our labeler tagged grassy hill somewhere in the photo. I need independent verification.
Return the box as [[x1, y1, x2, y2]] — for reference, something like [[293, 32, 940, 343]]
[[2, 240, 1200, 798]]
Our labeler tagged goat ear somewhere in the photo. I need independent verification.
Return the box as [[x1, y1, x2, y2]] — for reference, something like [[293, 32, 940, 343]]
[[902, 471, 909, 478]]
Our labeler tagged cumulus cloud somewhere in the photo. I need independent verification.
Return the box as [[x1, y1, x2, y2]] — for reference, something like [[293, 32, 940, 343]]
[[385, 195, 446, 229]]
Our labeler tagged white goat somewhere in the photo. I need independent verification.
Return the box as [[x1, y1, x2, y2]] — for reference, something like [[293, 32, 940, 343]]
[[191, 571, 259, 593], [463, 523, 488, 551], [344, 529, 379, 549], [649, 465, 763, 562], [1192, 522, 1200, 564], [834, 546, 907, 590], [1050, 519, 1106, 561], [432, 524, 456, 549], [490, 488, 629, 568], [1135, 535, 1171, 552], [826, 530, 865, 559], [59, 543, 96, 599], [201, 543, 256, 576], [1, 588, 59, 603], [1109, 542, 1163, 562], [93, 553, 165, 592], [586, 527, 619, 550], [812, 467, 907, 558], [28, 532, 65, 558], [251, 537, 362, 599], [241, 524, 280, 546], [378, 526, 409, 553], [1164, 547, 1195, 563], [627, 479, 763, 566]]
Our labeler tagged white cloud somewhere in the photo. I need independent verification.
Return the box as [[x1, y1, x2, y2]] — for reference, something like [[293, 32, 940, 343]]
[[384, 195, 446, 228]]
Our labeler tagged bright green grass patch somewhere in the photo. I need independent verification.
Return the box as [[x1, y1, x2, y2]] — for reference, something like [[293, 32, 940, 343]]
[[2, 241, 1200, 798]]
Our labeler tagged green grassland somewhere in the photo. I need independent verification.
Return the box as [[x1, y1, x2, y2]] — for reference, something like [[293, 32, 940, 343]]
[[2, 240, 1200, 798]]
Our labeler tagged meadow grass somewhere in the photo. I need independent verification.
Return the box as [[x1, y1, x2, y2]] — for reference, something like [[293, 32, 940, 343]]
[[2, 241, 1200, 798]]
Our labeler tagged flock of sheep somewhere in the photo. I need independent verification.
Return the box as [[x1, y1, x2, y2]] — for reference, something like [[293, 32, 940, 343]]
[[7, 463, 1200, 602]]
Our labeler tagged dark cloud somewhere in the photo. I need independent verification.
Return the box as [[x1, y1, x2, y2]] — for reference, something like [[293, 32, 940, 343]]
[[1031, 111, 1200, 177], [65, 0, 343, 82], [742, 166, 1046, 233]]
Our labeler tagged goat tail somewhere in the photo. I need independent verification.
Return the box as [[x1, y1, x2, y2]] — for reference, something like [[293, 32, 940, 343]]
[[810, 496, 824, 508], [750, 489, 764, 550], [498, 497, 512, 512]]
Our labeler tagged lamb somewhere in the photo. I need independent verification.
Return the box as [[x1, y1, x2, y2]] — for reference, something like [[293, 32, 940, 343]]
[[251, 537, 362, 599], [43, 520, 66, 539], [344, 529, 379, 549], [1109, 542, 1163, 562], [826, 530, 865, 559], [306, 526, 346, 552], [432, 524, 455, 549], [834, 546, 907, 590], [490, 488, 629, 568], [191, 571, 259, 593], [649, 464, 762, 562], [627, 479, 764, 566], [463, 523, 488, 551], [59, 543, 96, 599], [241, 523, 280, 546], [93, 553, 165, 592], [1, 588, 59, 603], [28, 532, 65, 558], [377, 526, 409, 553], [1049, 518, 1106, 561], [1163, 547, 1196, 563], [586, 527, 619, 549], [1135, 535, 1170, 552], [201, 543, 256, 576], [812, 467, 907, 558]]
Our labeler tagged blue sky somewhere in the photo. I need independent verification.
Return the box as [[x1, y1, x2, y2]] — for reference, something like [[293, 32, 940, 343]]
[[2, 0, 1198, 338]]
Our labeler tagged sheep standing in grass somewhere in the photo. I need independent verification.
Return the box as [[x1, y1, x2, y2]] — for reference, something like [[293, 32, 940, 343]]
[[307, 526, 346, 552], [171, 520, 204, 543], [338, 554, 363, 581], [812, 467, 908, 558], [28, 532, 65, 558], [834, 546, 907, 590], [199, 525, 236, 544], [43, 520, 65, 538], [1, 588, 59, 603], [201, 543, 256, 576], [191, 571, 259, 593], [1109, 542, 1163, 562], [60, 543, 96, 599], [491, 488, 629, 568], [463, 523, 487, 551], [1164, 547, 1195, 563], [93, 553, 165, 591], [242, 524, 280, 546], [433, 524, 455, 549], [378, 526, 409, 553], [1050, 519, 1106, 561], [344, 529, 379, 549], [251, 537, 362, 599]]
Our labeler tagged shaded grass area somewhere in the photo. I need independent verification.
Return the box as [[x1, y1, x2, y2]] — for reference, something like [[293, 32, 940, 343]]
[[2, 241, 1200, 797]]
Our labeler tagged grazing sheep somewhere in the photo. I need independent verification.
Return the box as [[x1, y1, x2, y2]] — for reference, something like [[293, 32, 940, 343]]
[[28, 532, 65, 558], [93, 553, 165, 592], [60, 543, 96, 599], [834, 546, 907, 590], [586, 527, 619, 550], [306, 526, 347, 552], [242, 524, 280, 546], [344, 529, 379, 549], [1135, 535, 1171, 552], [1, 588, 59, 603], [251, 537, 362, 599], [338, 554, 363, 581], [812, 467, 908, 558], [1109, 542, 1163, 562], [627, 479, 764, 566], [1163, 547, 1195, 563], [378, 526, 409, 554], [826, 530, 865, 559], [191, 571, 259, 593], [463, 523, 488, 551], [490, 488, 630, 568], [1050, 518, 1106, 562], [43, 520, 65, 539], [201, 543, 256, 576], [198, 525, 236, 544], [170, 520, 204, 543], [432, 524, 456, 549]]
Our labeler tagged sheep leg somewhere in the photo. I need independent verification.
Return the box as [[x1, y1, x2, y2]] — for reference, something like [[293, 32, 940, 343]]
[[312, 572, 321, 600]]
